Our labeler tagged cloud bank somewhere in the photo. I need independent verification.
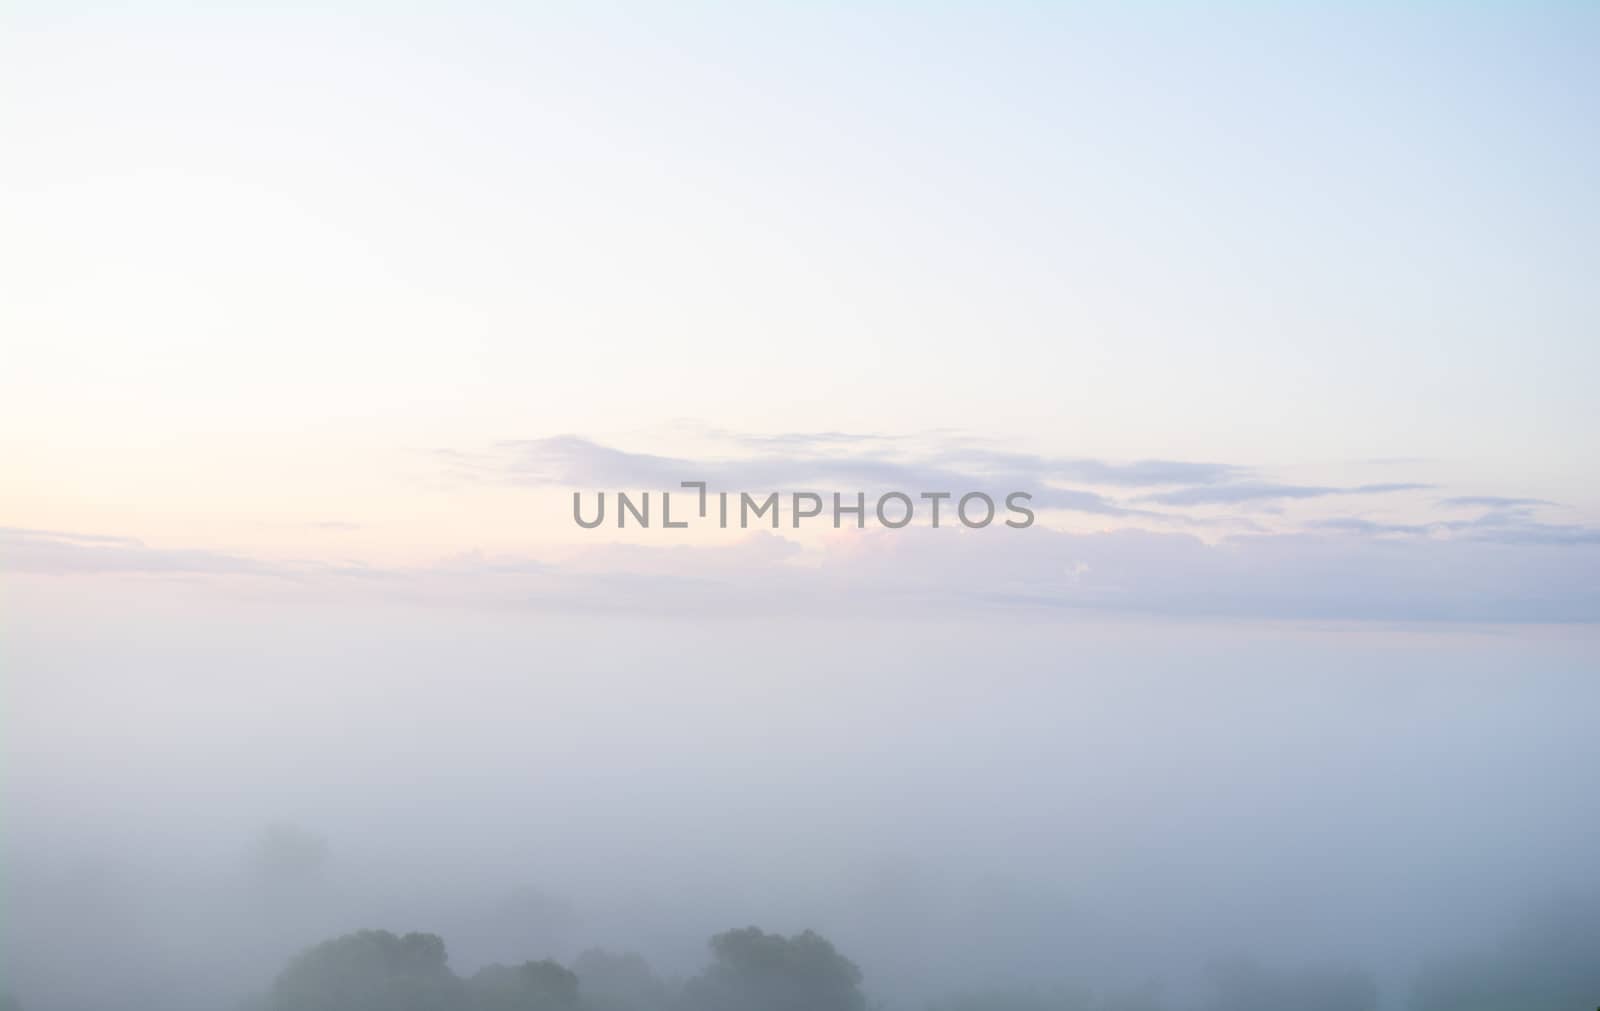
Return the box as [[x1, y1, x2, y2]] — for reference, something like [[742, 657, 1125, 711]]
[[7, 432, 1596, 623]]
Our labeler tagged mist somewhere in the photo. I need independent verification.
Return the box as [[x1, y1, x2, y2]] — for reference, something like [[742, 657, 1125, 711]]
[[5, 1, 1598, 1008], [4, 574, 1596, 1011]]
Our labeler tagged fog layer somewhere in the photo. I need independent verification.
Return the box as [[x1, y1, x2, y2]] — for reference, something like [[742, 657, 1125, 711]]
[[3, 577, 1596, 1010]]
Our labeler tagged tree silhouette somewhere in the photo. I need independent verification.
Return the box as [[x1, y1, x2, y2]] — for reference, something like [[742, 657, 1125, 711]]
[[468, 960, 582, 1011], [1411, 893, 1600, 1011], [267, 930, 465, 1011], [681, 926, 867, 1011], [572, 949, 672, 1011]]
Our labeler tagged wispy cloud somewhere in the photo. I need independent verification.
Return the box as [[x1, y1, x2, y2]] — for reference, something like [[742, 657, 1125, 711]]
[[1142, 482, 1433, 506], [1438, 495, 1558, 509], [14, 432, 1591, 623], [10, 518, 1598, 624], [1309, 507, 1600, 547], [1, 527, 272, 577], [434, 433, 1592, 545], [1308, 517, 1437, 536], [465, 436, 1171, 518], [1448, 510, 1600, 546]]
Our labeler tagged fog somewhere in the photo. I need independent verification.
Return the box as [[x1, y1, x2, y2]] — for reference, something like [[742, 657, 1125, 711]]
[[3, 575, 1596, 1011], [6, 3, 1596, 1008]]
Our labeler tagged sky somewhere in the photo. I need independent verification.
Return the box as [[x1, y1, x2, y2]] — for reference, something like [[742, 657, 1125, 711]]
[[2, 4, 1598, 572], [3, 5, 1600, 1011]]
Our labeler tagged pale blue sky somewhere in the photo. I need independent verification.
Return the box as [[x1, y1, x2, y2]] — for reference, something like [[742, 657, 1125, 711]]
[[2, 2, 1596, 585]]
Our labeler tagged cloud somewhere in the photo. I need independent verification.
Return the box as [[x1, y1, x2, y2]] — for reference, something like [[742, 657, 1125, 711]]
[[471, 436, 1169, 518], [1355, 482, 1437, 494], [10, 520, 1598, 624], [1309, 518, 1437, 536], [1308, 509, 1600, 547], [0, 526, 144, 546], [931, 448, 1245, 487], [938, 527, 1600, 622], [1439, 496, 1557, 509], [432, 430, 1596, 547], [417, 429, 1596, 622], [15, 432, 1590, 623], [0, 527, 272, 577], [679, 426, 1247, 488], [1447, 510, 1600, 546], [723, 430, 907, 451], [1142, 481, 1433, 507], [1051, 458, 1243, 486]]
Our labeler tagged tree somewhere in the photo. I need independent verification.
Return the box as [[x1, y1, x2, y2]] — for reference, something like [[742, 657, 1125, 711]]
[[681, 926, 867, 1011], [267, 929, 465, 1011], [573, 948, 674, 1011], [468, 960, 582, 1011], [1411, 892, 1600, 1011]]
